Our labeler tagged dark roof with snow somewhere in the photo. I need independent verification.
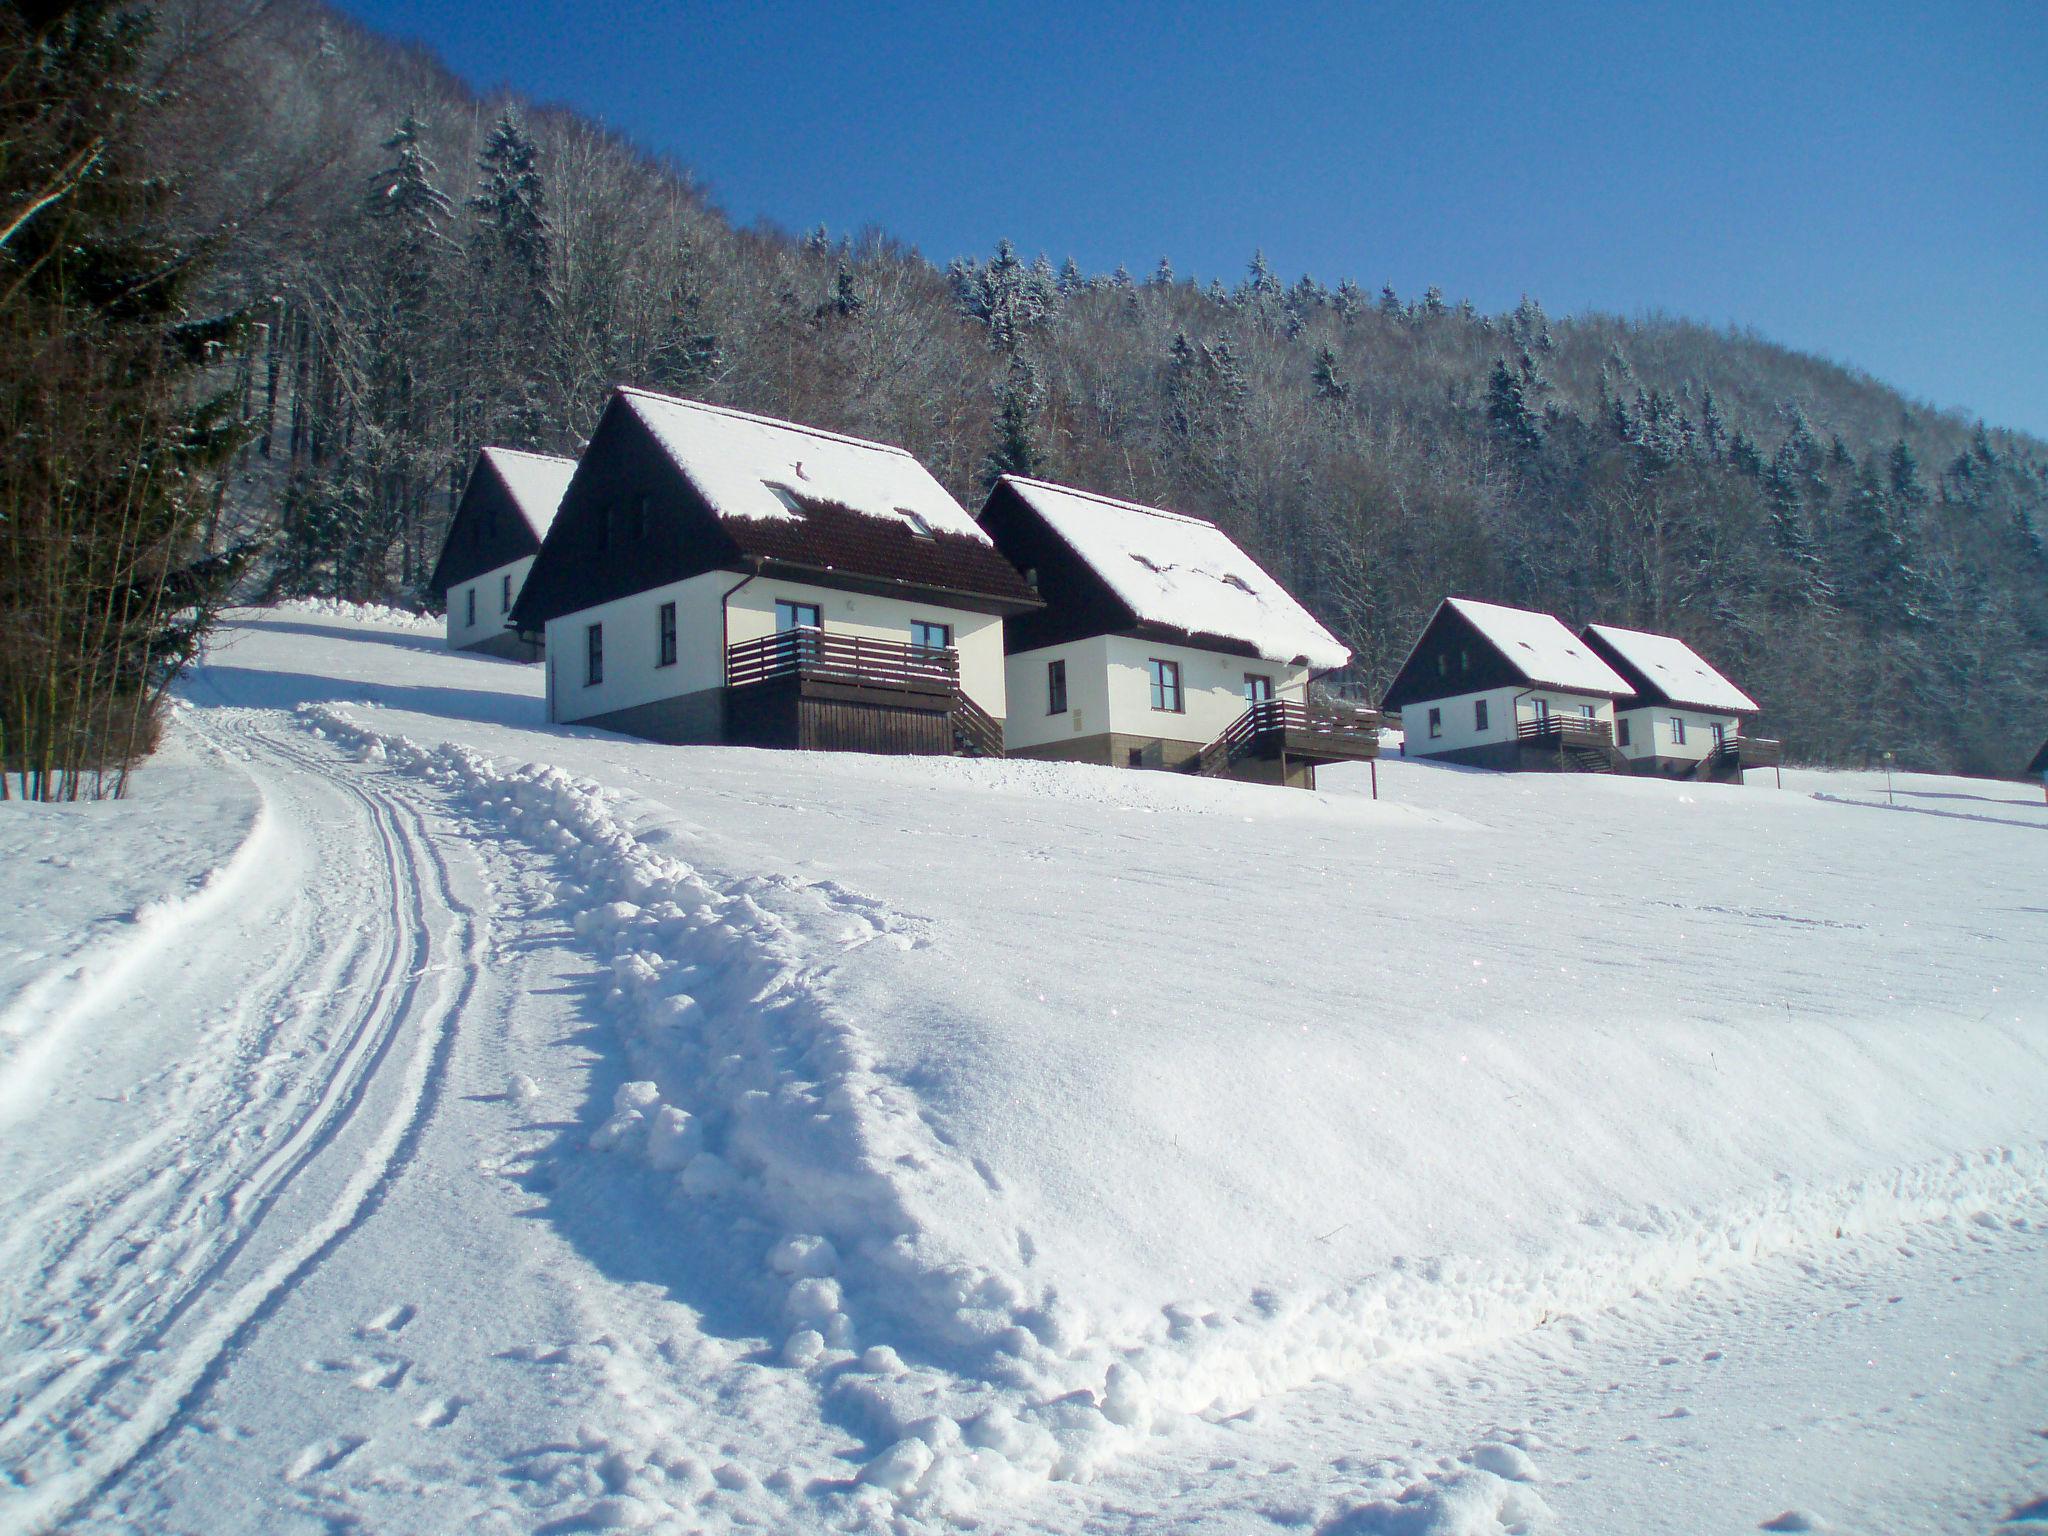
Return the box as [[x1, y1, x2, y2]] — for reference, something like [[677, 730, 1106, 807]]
[[1380, 598, 1630, 711], [511, 389, 1040, 628], [1581, 624, 1760, 715], [977, 477, 1348, 668], [427, 447, 576, 598]]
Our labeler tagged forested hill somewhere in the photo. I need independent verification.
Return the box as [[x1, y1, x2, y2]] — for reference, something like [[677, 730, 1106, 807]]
[[160, 0, 2048, 773]]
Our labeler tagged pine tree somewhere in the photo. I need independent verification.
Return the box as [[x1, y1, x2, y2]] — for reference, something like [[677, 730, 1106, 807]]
[[827, 261, 864, 319], [470, 108, 549, 289], [1311, 345, 1350, 404], [982, 349, 1044, 486], [1485, 358, 1542, 454], [1, 1, 253, 797], [1700, 387, 1728, 457], [1378, 283, 1402, 316], [1421, 285, 1448, 318], [1244, 249, 1283, 300], [1150, 256, 1174, 286]]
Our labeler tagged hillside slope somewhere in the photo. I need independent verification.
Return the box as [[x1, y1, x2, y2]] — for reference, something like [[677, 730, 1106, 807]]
[[135, 0, 2048, 772], [2, 608, 2043, 1533]]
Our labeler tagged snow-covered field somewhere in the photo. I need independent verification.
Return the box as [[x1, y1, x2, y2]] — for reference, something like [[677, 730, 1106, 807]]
[[3, 603, 2045, 1536]]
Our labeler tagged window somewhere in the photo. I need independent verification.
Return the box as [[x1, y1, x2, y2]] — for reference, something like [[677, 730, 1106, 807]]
[[1474, 698, 1490, 732], [1617, 717, 1633, 747], [1581, 702, 1596, 718], [465, 587, 475, 627], [1437, 653, 1448, 677], [765, 482, 806, 515], [1670, 716, 1686, 745], [1046, 659, 1068, 715], [911, 620, 952, 651], [1427, 706, 1443, 738], [657, 601, 677, 667], [775, 600, 822, 632], [895, 507, 937, 539], [585, 623, 603, 686], [500, 572, 512, 612], [1127, 747, 1146, 768], [1148, 658, 1183, 713], [1711, 722, 1726, 747], [1532, 697, 1550, 722], [1243, 673, 1274, 704]]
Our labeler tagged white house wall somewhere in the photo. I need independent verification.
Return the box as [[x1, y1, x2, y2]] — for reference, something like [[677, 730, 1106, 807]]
[[1399, 687, 1616, 759], [1614, 706, 1741, 762], [1002, 636, 1114, 752], [545, 570, 1009, 728], [445, 555, 534, 651], [1100, 636, 1308, 745]]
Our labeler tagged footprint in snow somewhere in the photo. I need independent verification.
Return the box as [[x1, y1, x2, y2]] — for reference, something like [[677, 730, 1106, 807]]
[[415, 1395, 465, 1430], [286, 1435, 367, 1482], [353, 1357, 410, 1392], [359, 1302, 416, 1337]]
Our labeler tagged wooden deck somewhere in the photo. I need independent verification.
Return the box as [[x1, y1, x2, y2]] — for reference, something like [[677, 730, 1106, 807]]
[[723, 631, 1001, 757], [1194, 699, 1383, 783]]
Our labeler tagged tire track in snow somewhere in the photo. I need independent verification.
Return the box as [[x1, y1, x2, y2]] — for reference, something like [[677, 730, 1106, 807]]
[[0, 711, 485, 1534]]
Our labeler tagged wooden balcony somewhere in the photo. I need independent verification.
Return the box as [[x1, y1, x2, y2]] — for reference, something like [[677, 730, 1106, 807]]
[[723, 630, 1000, 757], [1705, 733, 1784, 781], [726, 629, 958, 693], [1195, 698, 1383, 778], [1516, 713, 1615, 745]]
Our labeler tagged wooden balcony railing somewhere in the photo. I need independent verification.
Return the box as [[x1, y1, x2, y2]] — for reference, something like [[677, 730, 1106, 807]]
[[725, 629, 958, 691], [1517, 713, 1615, 745], [1710, 734, 1783, 769], [1198, 698, 1383, 773]]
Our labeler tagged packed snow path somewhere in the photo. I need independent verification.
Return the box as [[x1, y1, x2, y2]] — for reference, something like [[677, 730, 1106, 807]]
[[1, 604, 2044, 1534], [0, 700, 493, 1528]]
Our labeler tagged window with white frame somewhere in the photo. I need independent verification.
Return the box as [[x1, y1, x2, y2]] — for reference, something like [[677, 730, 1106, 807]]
[[1669, 716, 1686, 744], [1148, 658, 1183, 712], [657, 601, 677, 667]]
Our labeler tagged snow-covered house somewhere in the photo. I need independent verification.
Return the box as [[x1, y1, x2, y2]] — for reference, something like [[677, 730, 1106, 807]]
[[428, 446, 577, 659], [1578, 623, 1780, 782], [1380, 597, 1632, 772], [509, 388, 1040, 755], [974, 476, 1376, 788]]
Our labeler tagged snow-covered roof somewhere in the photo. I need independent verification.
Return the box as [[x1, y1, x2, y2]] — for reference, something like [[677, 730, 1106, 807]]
[[618, 387, 991, 544], [997, 476, 1349, 669], [1447, 598, 1630, 696], [1583, 623, 1760, 713], [480, 447, 576, 541]]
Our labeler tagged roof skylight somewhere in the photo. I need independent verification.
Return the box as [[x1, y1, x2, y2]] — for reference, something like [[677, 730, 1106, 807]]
[[764, 482, 806, 515]]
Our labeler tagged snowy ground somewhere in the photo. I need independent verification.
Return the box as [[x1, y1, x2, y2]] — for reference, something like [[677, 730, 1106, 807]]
[[2, 602, 2044, 1535]]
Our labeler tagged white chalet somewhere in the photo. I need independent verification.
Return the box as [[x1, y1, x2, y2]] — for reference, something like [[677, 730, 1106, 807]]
[[1579, 623, 1779, 782], [429, 446, 576, 659], [975, 476, 1377, 788], [1381, 597, 1632, 772], [509, 389, 1040, 757]]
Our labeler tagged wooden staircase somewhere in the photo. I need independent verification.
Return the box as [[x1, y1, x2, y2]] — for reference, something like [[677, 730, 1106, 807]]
[[1519, 715, 1626, 773], [948, 690, 1004, 758]]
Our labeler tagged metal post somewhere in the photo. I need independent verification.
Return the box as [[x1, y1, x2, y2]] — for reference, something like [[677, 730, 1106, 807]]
[[1883, 750, 1894, 805], [1370, 758, 1378, 801]]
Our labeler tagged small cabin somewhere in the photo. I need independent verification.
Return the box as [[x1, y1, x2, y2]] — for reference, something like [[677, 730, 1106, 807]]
[[1381, 597, 1631, 772], [428, 446, 577, 659], [509, 388, 1040, 756], [1579, 624, 1780, 782], [976, 476, 1377, 789]]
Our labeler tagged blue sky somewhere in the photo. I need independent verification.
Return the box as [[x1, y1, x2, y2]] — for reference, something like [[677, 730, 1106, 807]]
[[341, 0, 2048, 437]]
